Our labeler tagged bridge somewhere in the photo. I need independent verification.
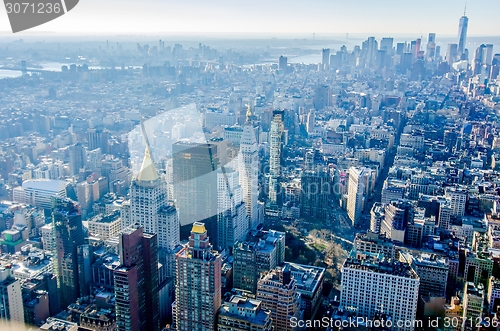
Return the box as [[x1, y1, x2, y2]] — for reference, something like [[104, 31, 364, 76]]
[[0, 61, 54, 74]]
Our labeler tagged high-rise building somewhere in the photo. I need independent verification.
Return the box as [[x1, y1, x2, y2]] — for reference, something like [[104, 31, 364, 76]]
[[340, 250, 420, 331], [172, 141, 220, 241], [322, 48, 330, 71], [256, 265, 301, 331], [233, 229, 286, 293], [354, 230, 396, 259], [313, 85, 331, 111], [114, 224, 160, 331], [217, 295, 272, 331], [426, 33, 437, 59], [0, 266, 24, 322], [267, 111, 284, 215], [403, 252, 449, 298], [446, 43, 459, 65], [380, 37, 394, 54], [362, 36, 378, 67], [347, 167, 368, 226], [239, 107, 260, 229], [380, 199, 414, 244], [129, 148, 179, 242], [458, 12, 469, 57], [174, 222, 221, 331], [300, 149, 330, 221], [87, 128, 109, 153], [445, 187, 467, 217], [52, 197, 85, 311], [69, 142, 86, 176], [278, 55, 287, 71], [216, 167, 248, 250]]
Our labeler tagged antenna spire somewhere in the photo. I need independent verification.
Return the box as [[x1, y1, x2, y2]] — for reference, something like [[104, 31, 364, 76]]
[[464, 2, 467, 16]]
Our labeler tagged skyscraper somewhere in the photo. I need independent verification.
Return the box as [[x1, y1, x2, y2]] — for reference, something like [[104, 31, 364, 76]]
[[347, 167, 368, 226], [114, 224, 160, 331], [126, 146, 180, 277], [458, 11, 469, 58], [172, 141, 220, 241], [256, 265, 301, 331], [239, 106, 260, 229], [278, 55, 287, 71], [69, 142, 86, 176], [300, 149, 330, 221], [216, 167, 248, 250], [426, 33, 436, 59], [267, 110, 284, 216], [322, 48, 330, 71], [52, 197, 85, 310], [174, 222, 222, 331]]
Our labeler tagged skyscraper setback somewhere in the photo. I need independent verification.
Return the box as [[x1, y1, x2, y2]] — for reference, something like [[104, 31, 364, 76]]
[[174, 222, 222, 331]]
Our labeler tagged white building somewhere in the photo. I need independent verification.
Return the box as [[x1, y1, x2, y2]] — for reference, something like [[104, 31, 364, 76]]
[[217, 168, 248, 250], [445, 187, 468, 217], [13, 179, 68, 209], [0, 266, 24, 322], [340, 250, 419, 331], [347, 167, 368, 226], [239, 117, 260, 229], [87, 210, 121, 240]]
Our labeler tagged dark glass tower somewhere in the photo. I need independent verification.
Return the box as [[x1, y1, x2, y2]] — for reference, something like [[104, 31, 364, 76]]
[[52, 197, 85, 311]]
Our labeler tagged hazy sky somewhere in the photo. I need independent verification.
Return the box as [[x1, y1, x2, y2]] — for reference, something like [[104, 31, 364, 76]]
[[0, 0, 499, 36]]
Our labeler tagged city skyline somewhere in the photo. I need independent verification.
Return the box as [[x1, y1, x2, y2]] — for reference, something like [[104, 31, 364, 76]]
[[0, 0, 499, 36]]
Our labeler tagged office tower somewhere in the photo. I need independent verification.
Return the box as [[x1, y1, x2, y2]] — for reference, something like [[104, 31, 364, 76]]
[[217, 295, 273, 331], [69, 142, 86, 176], [233, 229, 285, 293], [87, 128, 109, 153], [463, 282, 484, 330], [85, 147, 102, 174], [256, 265, 301, 331], [278, 55, 287, 71], [426, 33, 436, 59], [445, 187, 467, 217], [267, 111, 284, 214], [172, 141, 220, 241], [381, 179, 405, 204], [0, 266, 24, 322], [114, 224, 160, 331], [216, 167, 247, 250], [458, 12, 469, 57], [347, 167, 367, 226], [446, 43, 459, 65], [340, 250, 420, 331], [362, 36, 378, 67], [322, 48, 330, 70], [306, 109, 315, 133], [300, 149, 330, 221], [128, 147, 179, 257], [380, 37, 394, 54], [313, 85, 330, 111], [473, 44, 487, 75], [174, 222, 222, 331], [396, 42, 405, 55], [437, 202, 452, 230], [380, 199, 414, 244], [239, 107, 260, 229], [52, 197, 85, 310]]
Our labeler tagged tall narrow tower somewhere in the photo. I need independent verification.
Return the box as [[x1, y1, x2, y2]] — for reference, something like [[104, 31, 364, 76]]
[[114, 225, 160, 331], [52, 197, 85, 310], [458, 5, 469, 57], [267, 110, 284, 215], [239, 105, 260, 229], [174, 222, 222, 331]]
